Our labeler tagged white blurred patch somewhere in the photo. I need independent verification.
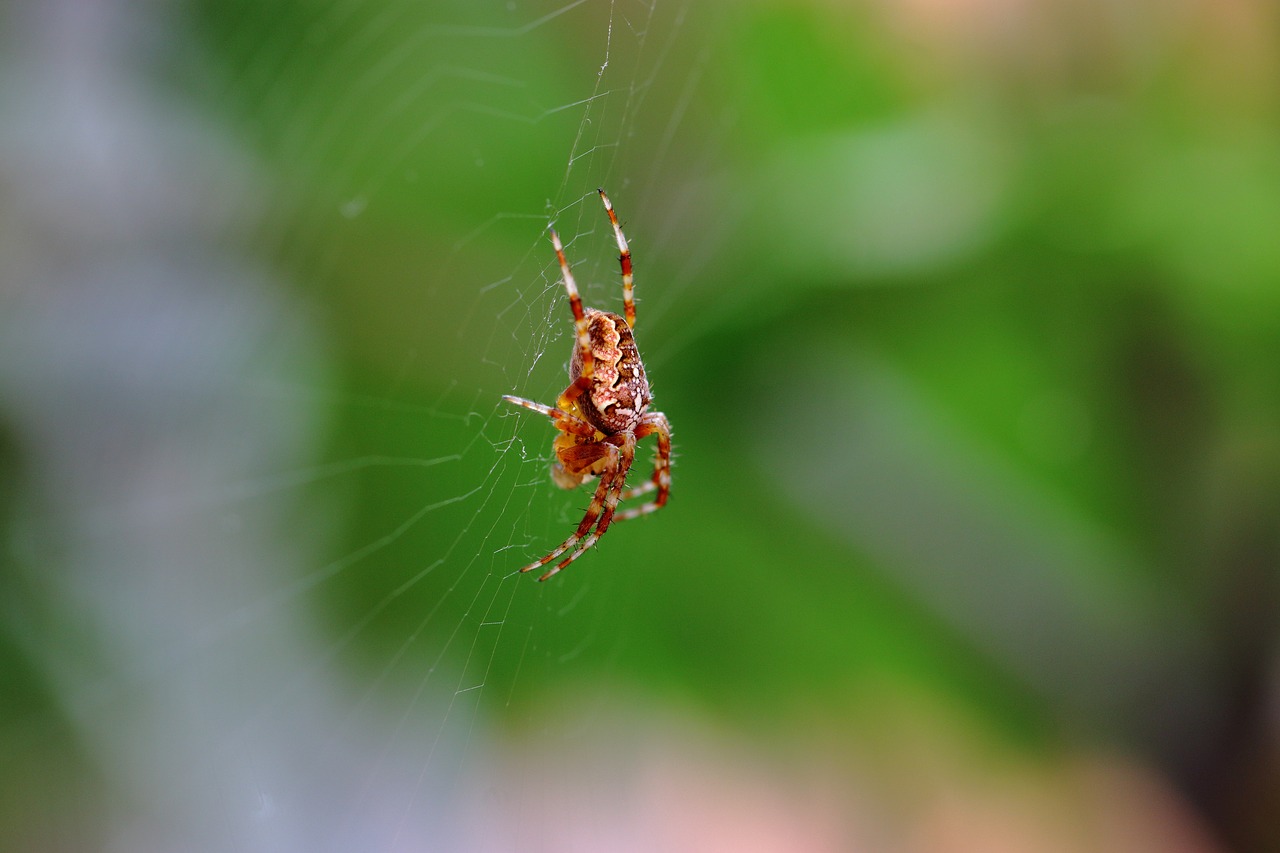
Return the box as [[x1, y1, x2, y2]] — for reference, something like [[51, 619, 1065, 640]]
[[763, 111, 1012, 280]]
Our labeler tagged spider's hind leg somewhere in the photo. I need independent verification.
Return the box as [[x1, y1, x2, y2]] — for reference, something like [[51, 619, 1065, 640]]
[[598, 189, 635, 329], [549, 228, 596, 406]]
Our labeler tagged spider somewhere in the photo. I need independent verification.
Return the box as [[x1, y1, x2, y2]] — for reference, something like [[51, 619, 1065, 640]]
[[502, 189, 672, 581]]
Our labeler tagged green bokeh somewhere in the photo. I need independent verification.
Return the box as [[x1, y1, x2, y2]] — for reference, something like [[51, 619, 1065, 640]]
[[5, 0, 1279, 849]]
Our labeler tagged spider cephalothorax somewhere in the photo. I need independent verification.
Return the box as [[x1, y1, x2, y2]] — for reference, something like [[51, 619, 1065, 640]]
[[502, 189, 672, 581]]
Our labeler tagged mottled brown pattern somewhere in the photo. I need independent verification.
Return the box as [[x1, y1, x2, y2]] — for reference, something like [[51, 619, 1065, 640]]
[[501, 189, 672, 580], [570, 310, 653, 435]]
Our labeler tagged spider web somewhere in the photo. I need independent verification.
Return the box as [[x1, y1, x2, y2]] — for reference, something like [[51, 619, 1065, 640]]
[[214, 3, 734, 849], [0, 1, 731, 851]]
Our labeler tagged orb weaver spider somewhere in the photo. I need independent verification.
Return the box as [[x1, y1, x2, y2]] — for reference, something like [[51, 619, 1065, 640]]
[[503, 189, 672, 581]]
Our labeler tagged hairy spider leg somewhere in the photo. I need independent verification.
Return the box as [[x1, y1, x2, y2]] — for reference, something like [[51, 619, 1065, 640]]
[[597, 188, 635, 329], [618, 481, 655, 501], [520, 436, 636, 581], [615, 411, 671, 521], [615, 412, 671, 500], [548, 228, 595, 413], [519, 443, 620, 575], [500, 395, 597, 437], [537, 435, 636, 581]]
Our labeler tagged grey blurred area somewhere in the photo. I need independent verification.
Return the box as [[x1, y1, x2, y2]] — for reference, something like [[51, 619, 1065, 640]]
[[0, 1, 418, 850]]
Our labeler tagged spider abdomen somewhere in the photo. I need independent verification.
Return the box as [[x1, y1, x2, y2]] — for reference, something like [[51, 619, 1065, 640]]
[[570, 309, 651, 435]]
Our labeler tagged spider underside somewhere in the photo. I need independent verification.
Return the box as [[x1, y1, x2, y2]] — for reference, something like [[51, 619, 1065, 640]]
[[502, 189, 672, 581]]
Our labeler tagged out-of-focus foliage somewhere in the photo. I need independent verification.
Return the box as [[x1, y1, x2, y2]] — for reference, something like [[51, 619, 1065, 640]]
[[2, 0, 1278, 851]]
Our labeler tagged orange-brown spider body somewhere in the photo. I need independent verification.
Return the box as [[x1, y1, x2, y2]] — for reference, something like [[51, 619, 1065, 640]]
[[571, 308, 651, 434], [552, 309, 651, 486], [502, 190, 672, 580]]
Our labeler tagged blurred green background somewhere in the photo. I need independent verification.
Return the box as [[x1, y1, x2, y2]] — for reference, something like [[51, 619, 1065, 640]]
[[3, 0, 1279, 851]]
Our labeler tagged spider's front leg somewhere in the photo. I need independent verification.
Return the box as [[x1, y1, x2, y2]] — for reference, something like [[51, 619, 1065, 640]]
[[522, 436, 636, 581]]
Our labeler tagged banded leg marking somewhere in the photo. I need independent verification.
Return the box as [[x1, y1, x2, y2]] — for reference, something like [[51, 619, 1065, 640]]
[[598, 188, 635, 330], [501, 395, 595, 437], [539, 438, 635, 580], [549, 228, 594, 387], [615, 411, 671, 522], [520, 440, 629, 581]]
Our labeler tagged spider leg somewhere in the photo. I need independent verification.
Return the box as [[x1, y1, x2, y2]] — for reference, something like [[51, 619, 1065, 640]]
[[548, 228, 595, 412], [619, 479, 656, 502], [500, 395, 595, 437], [614, 411, 671, 521], [519, 442, 623, 579], [537, 437, 636, 581], [597, 189, 635, 329]]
